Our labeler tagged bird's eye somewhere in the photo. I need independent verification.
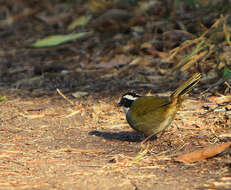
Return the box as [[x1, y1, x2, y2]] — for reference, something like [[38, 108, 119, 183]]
[[121, 97, 134, 108]]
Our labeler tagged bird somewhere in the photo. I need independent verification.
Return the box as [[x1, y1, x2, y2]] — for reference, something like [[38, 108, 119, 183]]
[[118, 73, 201, 141]]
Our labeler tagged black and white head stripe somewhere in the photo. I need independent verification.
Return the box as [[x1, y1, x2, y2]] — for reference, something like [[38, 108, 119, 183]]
[[122, 93, 140, 101], [118, 92, 141, 108]]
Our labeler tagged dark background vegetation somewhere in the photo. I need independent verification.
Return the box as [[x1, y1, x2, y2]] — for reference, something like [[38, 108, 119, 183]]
[[1, 0, 231, 95]]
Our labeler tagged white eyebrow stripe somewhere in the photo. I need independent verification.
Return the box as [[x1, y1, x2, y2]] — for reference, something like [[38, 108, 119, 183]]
[[123, 94, 139, 101]]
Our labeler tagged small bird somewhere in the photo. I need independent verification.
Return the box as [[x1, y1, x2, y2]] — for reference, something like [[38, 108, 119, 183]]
[[118, 73, 201, 140]]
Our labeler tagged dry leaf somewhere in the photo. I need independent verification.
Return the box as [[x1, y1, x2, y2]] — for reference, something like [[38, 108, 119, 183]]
[[175, 142, 231, 163], [72, 91, 88, 98]]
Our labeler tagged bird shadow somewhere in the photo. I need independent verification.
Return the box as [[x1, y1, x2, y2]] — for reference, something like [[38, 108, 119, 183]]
[[88, 130, 157, 142]]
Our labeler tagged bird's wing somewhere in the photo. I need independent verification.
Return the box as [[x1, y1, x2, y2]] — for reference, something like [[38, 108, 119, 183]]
[[131, 96, 171, 117]]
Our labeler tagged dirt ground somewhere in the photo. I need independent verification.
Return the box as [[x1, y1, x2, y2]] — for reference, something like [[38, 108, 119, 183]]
[[0, 85, 231, 190], [1, 1, 231, 190]]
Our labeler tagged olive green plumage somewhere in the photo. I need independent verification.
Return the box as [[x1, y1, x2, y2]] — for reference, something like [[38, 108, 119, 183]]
[[120, 73, 201, 136]]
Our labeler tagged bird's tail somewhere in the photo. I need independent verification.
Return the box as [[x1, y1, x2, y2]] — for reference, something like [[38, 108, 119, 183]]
[[171, 73, 201, 98]]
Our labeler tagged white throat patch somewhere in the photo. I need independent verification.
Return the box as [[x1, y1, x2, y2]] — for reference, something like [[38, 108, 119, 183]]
[[123, 106, 130, 114]]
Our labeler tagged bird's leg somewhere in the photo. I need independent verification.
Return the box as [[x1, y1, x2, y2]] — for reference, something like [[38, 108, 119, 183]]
[[141, 131, 165, 145]]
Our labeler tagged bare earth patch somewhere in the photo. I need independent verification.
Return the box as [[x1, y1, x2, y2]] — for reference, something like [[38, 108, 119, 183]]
[[0, 91, 230, 190]]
